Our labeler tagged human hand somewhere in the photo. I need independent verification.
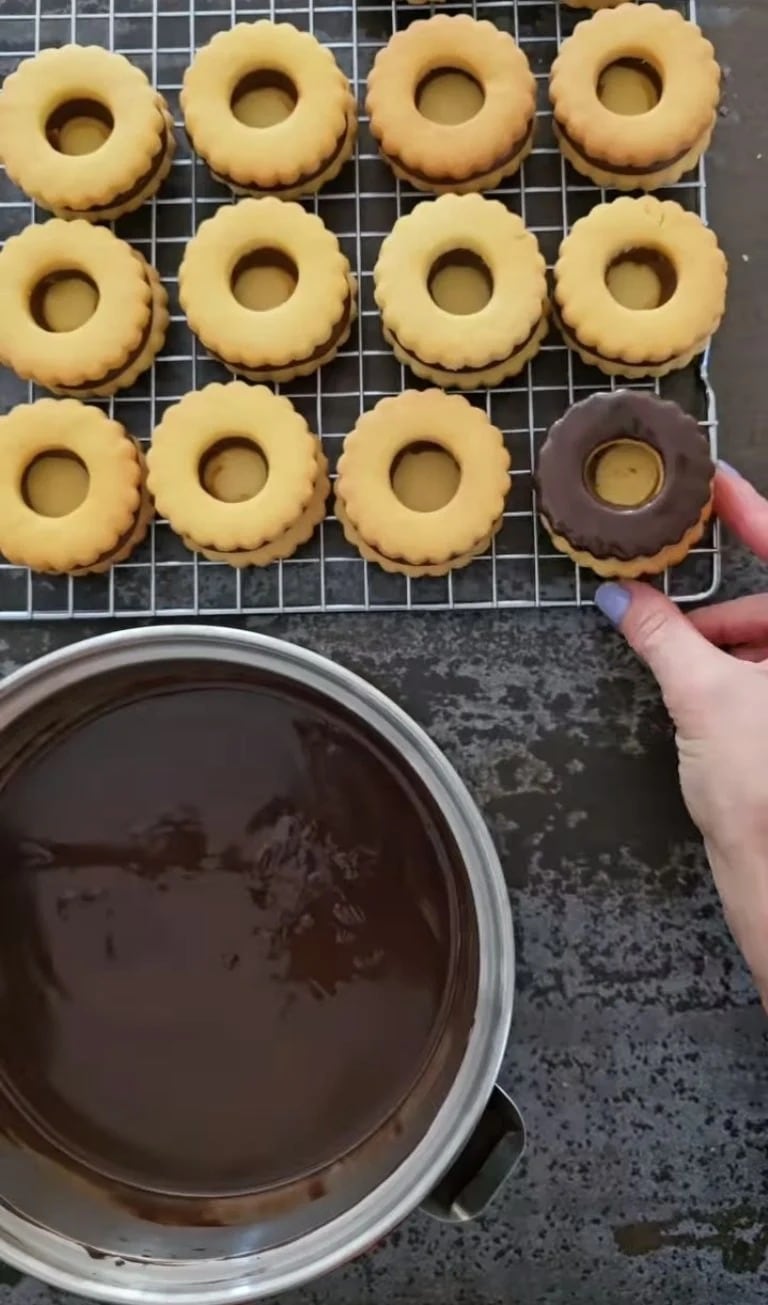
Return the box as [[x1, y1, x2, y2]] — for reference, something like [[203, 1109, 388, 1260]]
[[595, 465, 768, 1009]]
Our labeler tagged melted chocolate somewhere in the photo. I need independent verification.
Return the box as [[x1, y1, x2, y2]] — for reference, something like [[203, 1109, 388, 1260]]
[[536, 390, 714, 561], [0, 662, 474, 1200]]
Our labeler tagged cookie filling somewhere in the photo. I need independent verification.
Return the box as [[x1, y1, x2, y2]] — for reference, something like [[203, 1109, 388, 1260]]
[[206, 112, 352, 195], [62, 115, 171, 216], [390, 302, 544, 376], [384, 117, 533, 187], [207, 287, 353, 377], [536, 390, 713, 561], [61, 271, 157, 392], [556, 118, 695, 179], [554, 306, 688, 370]]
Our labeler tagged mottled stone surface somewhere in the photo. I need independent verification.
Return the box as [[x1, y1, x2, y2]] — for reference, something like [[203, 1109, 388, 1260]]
[[3, 0, 768, 1302]]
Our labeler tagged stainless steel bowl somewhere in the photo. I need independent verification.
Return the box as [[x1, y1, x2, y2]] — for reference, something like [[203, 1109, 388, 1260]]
[[0, 626, 521, 1304]]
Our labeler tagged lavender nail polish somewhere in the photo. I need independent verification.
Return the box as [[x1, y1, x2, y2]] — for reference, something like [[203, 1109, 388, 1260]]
[[595, 582, 631, 627], [717, 459, 740, 478]]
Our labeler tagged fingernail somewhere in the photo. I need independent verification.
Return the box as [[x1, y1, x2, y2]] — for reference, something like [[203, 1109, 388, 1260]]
[[717, 459, 740, 478], [595, 582, 631, 627]]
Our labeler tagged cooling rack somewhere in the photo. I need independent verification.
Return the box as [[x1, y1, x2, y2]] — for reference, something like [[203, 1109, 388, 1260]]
[[0, 0, 720, 619]]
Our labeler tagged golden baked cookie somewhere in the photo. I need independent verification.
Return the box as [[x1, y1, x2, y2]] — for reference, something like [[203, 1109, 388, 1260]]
[[550, 3, 720, 190], [0, 220, 167, 396], [366, 15, 535, 193], [537, 390, 715, 578], [146, 382, 328, 567], [375, 193, 548, 390], [335, 390, 510, 577], [181, 22, 356, 200], [553, 196, 727, 379], [0, 45, 175, 220], [179, 198, 355, 382], [0, 399, 151, 574]]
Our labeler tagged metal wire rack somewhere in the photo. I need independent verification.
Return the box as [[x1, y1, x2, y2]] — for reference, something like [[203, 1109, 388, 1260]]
[[0, 0, 720, 619]]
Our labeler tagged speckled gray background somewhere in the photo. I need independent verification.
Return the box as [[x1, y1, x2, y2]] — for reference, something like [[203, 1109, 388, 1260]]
[[2, 0, 768, 1302]]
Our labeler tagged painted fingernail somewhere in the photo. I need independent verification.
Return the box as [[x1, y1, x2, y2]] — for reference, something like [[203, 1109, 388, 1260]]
[[717, 460, 740, 478], [595, 582, 631, 627]]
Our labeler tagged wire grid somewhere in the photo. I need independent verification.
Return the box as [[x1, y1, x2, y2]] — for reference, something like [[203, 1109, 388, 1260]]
[[0, 0, 720, 619]]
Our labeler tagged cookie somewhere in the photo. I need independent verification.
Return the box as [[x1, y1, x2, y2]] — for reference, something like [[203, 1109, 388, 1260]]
[[0, 399, 151, 574], [367, 15, 535, 194], [551, 3, 720, 190], [0, 220, 168, 396], [335, 390, 510, 577], [182, 22, 356, 200], [179, 198, 355, 382], [146, 382, 328, 566], [375, 193, 548, 389], [536, 390, 715, 579], [0, 45, 175, 220], [553, 196, 727, 379]]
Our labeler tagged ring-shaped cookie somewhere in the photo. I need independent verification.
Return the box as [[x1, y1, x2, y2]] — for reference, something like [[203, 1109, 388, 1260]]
[[146, 382, 321, 555], [537, 390, 714, 578], [366, 16, 535, 193], [0, 219, 155, 392], [375, 194, 548, 389], [554, 197, 727, 379], [179, 198, 354, 380], [335, 390, 510, 570], [184, 452, 330, 567], [0, 399, 147, 574], [550, 3, 720, 190], [181, 22, 356, 199], [0, 45, 173, 216]]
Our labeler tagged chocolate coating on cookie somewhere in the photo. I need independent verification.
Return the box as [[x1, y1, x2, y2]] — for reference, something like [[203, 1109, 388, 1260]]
[[536, 391, 714, 561]]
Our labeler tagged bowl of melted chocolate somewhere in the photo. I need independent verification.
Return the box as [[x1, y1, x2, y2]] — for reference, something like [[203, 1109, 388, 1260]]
[[0, 627, 518, 1303]]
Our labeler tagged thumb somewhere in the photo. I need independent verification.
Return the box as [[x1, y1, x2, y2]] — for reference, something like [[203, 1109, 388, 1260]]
[[595, 580, 727, 710]]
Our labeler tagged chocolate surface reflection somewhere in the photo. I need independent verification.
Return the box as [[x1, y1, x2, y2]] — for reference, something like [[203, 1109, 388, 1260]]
[[0, 667, 467, 1198]]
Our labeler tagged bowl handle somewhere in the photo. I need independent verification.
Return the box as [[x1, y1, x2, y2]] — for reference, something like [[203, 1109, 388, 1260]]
[[419, 1086, 526, 1223]]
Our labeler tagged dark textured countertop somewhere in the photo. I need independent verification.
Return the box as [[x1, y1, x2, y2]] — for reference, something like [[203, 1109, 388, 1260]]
[[2, 2, 768, 1303]]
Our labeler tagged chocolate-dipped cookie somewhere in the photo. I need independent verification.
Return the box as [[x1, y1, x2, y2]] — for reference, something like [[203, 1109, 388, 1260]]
[[537, 391, 714, 578]]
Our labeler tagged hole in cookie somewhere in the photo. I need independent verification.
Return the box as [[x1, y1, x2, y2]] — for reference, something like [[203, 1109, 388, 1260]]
[[428, 250, 493, 316], [29, 271, 100, 333], [390, 442, 461, 513], [45, 98, 114, 155], [415, 68, 485, 126], [199, 437, 269, 503], [597, 58, 663, 116], [21, 451, 90, 518], [605, 248, 677, 311], [231, 71, 298, 128], [231, 250, 298, 312], [585, 439, 664, 510]]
